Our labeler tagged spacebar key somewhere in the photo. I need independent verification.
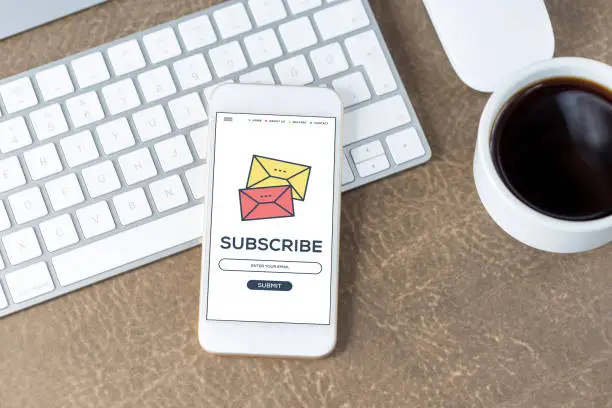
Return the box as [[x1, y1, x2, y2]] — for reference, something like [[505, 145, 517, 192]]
[[52, 205, 205, 286]]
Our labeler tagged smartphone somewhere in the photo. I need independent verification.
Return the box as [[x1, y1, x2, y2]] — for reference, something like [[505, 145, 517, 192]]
[[198, 84, 343, 358]]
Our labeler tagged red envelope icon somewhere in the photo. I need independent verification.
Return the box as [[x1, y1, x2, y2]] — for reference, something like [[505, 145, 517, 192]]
[[239, 186, 295, 221]]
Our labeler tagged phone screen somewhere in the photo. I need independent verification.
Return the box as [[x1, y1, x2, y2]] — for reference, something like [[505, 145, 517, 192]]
[[206, 112, 338, 325]]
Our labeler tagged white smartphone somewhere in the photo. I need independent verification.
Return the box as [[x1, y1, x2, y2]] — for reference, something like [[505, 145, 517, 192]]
[[198, 84, 344, 358]]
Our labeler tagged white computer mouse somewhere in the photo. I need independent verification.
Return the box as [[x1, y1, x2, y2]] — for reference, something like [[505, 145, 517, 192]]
[[423, 0, 555, 92]]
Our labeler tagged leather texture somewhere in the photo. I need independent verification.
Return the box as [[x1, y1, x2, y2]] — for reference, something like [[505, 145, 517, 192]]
[[1, 1, 611, 407]]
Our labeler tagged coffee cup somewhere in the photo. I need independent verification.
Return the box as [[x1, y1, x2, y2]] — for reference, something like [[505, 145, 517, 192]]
[[474, 57, 612, 253]]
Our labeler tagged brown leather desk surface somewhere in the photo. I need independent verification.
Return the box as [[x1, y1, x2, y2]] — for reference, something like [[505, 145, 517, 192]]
[[0, 1, 611, 407]]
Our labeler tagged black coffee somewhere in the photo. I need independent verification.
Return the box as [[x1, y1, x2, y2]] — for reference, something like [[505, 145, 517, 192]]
[[492, 77, 612, 221]]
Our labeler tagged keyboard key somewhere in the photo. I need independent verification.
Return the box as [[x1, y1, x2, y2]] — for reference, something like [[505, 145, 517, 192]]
[[310, 43, 348, 79], [213, 3, 253, 39], [52, 205, 204, 286], [112, 188, 152, 226], [351, 140, 385, 163], [137, 66, 177, 103], [0, 116, 32, 153], [8, 187, 47, 224], [35, 65, 74, 101], [240, 67, 275, 85], [244, 29, 283, 65], [185, 165, 207, 199], [173, 54, 212, 90], [332, 71, 371, 107], [118, 148, 158, 185], [275, 55, 313, 85], [133, 105, 171, 141], [82, 161, 121, 198], [248, 0, 287, 26], [5, 262, 54, 303], [154, 135, 194, 172], [59, 131, 99, 167], [344, 95, 411, 145], [314, 0, 369, 40], [279, 17, 317, 53], [190, 126, 208, 159], [23, 143, 63, 180], [355, 154, 390, 178], [0, 287, 7, 308], [286, 0, 321, 14], [0, 201, 10, 231], [168, 93, 207, 129], [39, 214, 79, 252], [66, 91, 105, 128], [0, 77, 38, 113], [96, 117, 135, 155], [149, 175, 188, 212], [209, 41, 248, 78], [342, 154, 354, 185], [106, 40, 146, 76], [346, 30, 397, 95], [143, 27, 182, 64], [386, 128, 426, 164], [71, 52, 111, 88], [2, 227, 41, 265], [0, 157, 26, 193], [102, 78, 141, 115], [178, 15, 218, 51], [45, 174, 85, 211], [77, 201, 116, 239], [29, 104, 69, 141]]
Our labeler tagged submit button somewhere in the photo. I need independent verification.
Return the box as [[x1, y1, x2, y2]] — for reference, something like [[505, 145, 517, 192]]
[[247, 280, 293, 291]]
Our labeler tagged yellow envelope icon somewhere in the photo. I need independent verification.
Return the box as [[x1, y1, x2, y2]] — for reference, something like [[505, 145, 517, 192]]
[[246, 156, 311, 201]]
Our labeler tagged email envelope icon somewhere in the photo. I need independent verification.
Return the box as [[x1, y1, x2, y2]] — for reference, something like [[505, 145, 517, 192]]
[[246, 156, 311, 201], [239, 186, 295, 221]]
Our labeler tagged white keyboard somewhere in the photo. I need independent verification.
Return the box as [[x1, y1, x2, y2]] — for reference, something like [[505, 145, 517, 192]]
[[0, 0, 431, 316]]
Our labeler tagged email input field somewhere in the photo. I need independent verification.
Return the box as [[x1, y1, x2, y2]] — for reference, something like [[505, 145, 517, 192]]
[[219, 259, 322, 274]]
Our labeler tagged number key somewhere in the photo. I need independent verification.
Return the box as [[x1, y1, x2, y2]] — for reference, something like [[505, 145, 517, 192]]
[[66, 92, 105, 128], [29, 104, 69, 141], [137, 66, 177, 103], [0, 116, 32, 153]]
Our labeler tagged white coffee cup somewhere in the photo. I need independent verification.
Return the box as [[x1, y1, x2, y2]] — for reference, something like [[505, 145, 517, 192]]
[[474, 57, 612, 253]]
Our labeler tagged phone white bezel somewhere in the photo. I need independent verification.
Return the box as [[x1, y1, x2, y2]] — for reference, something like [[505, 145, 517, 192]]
[[198, 84, 344, 358]]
